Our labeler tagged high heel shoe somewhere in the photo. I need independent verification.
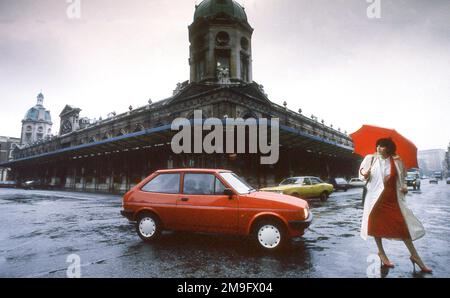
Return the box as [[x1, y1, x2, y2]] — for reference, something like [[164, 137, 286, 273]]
[[410, 256, 432, 273], [378, 253, 395, 268]]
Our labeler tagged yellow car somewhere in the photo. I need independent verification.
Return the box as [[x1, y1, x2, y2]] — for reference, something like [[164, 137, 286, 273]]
[[261, 176, 334, 202]]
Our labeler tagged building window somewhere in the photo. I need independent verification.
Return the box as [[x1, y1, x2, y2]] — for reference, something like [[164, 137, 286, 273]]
[[216, 31, 230, 46], [197, 59, 205, 81], [195, 52, 205, 81], [241, 37, 249, 51], [216, 49, 230, 78], [241, 54, 249, 82]]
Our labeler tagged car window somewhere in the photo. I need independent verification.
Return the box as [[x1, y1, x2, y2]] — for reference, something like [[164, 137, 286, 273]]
[[335, 178, 347, 184], [280, 178, 291, 185], [310, 178, 322, 185], [280, 178, 301, 185], [219, 172, 255, 194], [183, 173, 216, 195], [215, 177, 227, 195], [141, 173, 180, 194], [303, 178, 311, 185]]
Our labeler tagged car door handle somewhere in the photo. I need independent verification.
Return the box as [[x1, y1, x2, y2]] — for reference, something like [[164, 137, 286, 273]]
[[181, 197, 189, 202]]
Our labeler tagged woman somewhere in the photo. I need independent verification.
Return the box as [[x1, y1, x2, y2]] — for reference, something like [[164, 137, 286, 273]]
[[359, 138, 432, 273]]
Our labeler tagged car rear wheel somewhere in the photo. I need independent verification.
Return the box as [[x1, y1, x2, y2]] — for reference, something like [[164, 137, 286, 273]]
[[253, 220, 287, 251], [320, 191, 329, 202], [136, 213, 161, 243]]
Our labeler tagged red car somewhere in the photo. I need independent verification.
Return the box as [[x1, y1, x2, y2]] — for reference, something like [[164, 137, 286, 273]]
[[121, 169, 313, 251]]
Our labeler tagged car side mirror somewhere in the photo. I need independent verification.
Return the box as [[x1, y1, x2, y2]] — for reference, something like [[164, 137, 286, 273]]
[[223, 188, 234, 198]]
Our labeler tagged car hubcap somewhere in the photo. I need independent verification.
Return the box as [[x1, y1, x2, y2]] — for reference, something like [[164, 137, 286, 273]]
[[258, 225, 281, 249], [139, 217, 156, 238]]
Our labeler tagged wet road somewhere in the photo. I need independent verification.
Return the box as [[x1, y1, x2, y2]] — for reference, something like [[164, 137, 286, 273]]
[[0, 181, 449, 278]]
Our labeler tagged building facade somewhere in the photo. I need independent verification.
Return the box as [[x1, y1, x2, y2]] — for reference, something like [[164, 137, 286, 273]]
[[418, 149, 446, 176], [21, 92, 53, 146], [2, 0, 360, 193], [0, 136, 20, 181]]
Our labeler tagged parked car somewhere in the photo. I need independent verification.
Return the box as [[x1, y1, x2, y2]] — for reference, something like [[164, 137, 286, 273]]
[[328, 177, 350, 192], [0, 181, 17, 188], [406, 173, 421, 190], [22, 180, 42, 190], [349, 178, 365, 188], [429, 177, 438, 184], [121, 169, 313, 251], [260, 176, 334, 202], [447, 177, 450, 185]]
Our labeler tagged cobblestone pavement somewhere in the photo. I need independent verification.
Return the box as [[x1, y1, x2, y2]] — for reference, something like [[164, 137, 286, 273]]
[[0, 181, 448, 278]]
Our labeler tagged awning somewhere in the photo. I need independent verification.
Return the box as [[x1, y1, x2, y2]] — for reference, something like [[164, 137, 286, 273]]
[[1, 122, 354, 167]]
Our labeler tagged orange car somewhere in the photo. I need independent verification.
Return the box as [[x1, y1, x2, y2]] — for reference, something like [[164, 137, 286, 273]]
[[121, 169, 313, 251]]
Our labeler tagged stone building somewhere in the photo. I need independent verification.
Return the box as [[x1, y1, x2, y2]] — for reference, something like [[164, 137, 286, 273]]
[[2, 0, 359, 193], [21, 92, 53, 145], [0, 136, 20, 181]]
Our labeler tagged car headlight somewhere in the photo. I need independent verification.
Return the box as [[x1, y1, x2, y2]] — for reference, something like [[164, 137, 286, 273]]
[[303, 208, 309, 220]]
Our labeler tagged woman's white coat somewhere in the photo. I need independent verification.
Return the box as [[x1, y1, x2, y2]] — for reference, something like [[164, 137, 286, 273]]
[[359, 154, 425, 241]]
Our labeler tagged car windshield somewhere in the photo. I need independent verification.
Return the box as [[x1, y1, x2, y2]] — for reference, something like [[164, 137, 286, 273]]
[[280, 178, 301, 185], [219, 172, 256, 194]]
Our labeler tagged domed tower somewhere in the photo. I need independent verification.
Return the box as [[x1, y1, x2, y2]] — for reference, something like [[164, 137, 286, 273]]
[[189, 0, 253, 84], [21, 92, 53, 145]]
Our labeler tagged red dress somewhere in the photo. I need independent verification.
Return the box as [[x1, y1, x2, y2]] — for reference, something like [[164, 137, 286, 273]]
[[368, 157, 411, 239]]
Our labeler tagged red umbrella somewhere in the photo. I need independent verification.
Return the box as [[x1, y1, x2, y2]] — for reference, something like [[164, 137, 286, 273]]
[[350, 125, 418, 169]]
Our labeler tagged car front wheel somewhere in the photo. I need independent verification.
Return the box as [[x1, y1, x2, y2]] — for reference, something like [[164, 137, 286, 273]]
[[253, 220, 287, 251], [136, 213, 161, 243]]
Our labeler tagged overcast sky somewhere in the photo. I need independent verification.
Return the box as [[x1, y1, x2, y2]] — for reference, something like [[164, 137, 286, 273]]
[[0, 0, 449, 150]]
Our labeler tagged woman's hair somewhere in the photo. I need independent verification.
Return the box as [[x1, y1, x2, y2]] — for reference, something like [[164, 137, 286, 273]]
[[376, 138, 397, 155]]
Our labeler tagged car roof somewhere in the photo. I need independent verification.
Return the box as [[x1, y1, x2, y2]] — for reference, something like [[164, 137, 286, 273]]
[[156, 168, 232, 174], [283, 176, 319, 179]]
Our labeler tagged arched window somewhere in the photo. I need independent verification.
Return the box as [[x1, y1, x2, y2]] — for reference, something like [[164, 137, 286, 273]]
[[133, 124, 144, 132]]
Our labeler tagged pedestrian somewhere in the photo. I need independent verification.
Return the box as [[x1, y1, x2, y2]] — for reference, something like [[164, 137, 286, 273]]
[[359, 138, 432, 273]]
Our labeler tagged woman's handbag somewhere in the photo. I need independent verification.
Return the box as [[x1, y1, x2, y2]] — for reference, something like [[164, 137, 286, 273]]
[[362, 156, 375, 206]]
